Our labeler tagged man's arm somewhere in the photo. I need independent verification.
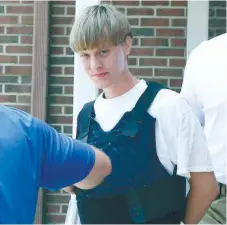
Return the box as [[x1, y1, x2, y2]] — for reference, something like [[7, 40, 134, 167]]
[[155, 94, 218, 224], [31, 117, 111, 190], [180, 47, 204, 126], [184, 172, 219, 224]]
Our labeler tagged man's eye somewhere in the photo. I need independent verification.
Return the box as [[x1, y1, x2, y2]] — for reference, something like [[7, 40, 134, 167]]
[[100, 50, 108, 55], [80, 54, 88, 58]]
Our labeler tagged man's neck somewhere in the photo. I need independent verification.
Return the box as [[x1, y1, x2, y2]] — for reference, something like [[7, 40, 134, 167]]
[[103, 73, 139, 99]]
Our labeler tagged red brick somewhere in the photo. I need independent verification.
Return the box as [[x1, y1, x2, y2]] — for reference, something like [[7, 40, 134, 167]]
[[51, 27, 65, 35], [141, 38, 169, 47], [64, 86, 73, 94], [0, 56, 18, 64], [154, 68, 183, 77], [141, 1, 169, 6], [7, 6, 33, 14], [50, 67, 62, 75], [171, 38, 186, 47], [156, 28, 185, 37], [139, 58, 167, 66], [64, 67, 74, 75], [48, 115, 73, 124], [156, 48, 184, 57], [21, 0, 34, 4], [0, 95, 8, 102], [171, 1, 187, 7], [128, 58, 137, 66], [45, 215, 65, 224], [0, 95, 17, 103], [51, 37, 69, 45], [131, 48, 154, 56], [52, 17, 74, 25], [46, 204, 60, 214], [62, 205, 68, 214], [51, 6, 65, 15], [49, 86, 63, 95], [67, 7, 75, 15], [50, 76, 74, 85], [64, 106, 73, 114], [20, 36, 33, 44], [157, 8, 185, 17], [0, 16, 18, 24], [0, 1, 19, 2], [6, 46, 32, 54], [49, 96, 73, 105], [0, 27, 4, 34], [21, 16, 33, 25], [19, 56, 32, 64], [50, 47, 64, 55], [5, 85, 31, 93], [49, 106, 63, 114], [132, 38, 139, 46], [112, 1, 140, 6], [18, 95, 31, 104], [53, 1, 75, 5], [169, 59, 186, 67], [7, 26, 33, 35], [170, 78, 183, 87], [130, 68, 153, 76], [5, 66, 32, 75], [127, 8, 154, 16], [128, 18, 139, 26], [171, 18, 187, 27], [141, 18, 169, 27]]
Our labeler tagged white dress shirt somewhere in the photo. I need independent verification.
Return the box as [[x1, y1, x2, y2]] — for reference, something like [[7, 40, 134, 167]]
[[94, 79, 213, 178], [181, 33, 226, 184]]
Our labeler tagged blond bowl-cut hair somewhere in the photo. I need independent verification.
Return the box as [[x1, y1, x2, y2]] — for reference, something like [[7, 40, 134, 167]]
[[69, 4, 132, 53]]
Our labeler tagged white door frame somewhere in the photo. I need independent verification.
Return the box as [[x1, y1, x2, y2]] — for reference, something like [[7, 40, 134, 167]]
[[186, 0, 209, 58]]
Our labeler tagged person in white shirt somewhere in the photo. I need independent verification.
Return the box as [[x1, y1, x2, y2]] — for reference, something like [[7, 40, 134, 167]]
[[181, 33, 226, 224], [63, 4, 219, 224]]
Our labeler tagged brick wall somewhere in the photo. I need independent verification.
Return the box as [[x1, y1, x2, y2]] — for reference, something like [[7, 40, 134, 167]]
[[0, 0, 33, 113], [209, 0, 226, 39], [111, 0, 187, 92], [44, 1, 187, 223], [44, 1, 75, 224]]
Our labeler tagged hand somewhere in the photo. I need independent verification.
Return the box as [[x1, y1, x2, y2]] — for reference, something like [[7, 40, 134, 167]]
[[62, 185, 76, 194]]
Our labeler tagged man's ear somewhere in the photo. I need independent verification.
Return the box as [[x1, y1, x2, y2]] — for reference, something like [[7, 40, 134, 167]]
[[124, 36, 132, 56]]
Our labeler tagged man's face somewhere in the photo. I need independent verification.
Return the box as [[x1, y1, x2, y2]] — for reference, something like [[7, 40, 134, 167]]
[[78, 39, 131, 90]]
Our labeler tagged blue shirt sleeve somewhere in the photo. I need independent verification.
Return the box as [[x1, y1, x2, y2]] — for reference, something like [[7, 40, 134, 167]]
[[30, 117, 95, 190]]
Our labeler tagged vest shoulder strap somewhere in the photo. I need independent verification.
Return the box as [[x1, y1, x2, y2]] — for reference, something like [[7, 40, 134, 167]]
[[76, 100, 95, 141]]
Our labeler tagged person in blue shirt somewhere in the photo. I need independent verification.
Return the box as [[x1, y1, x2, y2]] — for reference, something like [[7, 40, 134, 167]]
[[0, 105, 111, 224]]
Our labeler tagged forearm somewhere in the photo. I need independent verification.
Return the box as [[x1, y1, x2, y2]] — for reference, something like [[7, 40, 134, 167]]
[[183, 172, 219, 224]]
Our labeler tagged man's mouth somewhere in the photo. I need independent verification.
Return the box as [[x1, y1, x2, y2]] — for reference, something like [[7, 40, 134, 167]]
[[93, 72, 108, 78]]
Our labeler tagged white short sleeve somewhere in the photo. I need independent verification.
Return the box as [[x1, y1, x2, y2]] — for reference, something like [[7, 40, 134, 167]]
[[150, 90, 214, 178]]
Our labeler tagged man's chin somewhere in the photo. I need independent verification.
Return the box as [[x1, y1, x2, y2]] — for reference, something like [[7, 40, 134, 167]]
[[93, 81, 111, 90]]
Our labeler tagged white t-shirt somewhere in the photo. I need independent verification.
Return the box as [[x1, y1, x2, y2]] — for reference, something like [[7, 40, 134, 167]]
[[181, 33, 226, 184], [93, 79, 213, 178]]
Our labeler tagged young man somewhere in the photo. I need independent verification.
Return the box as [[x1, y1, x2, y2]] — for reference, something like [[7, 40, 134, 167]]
[[181, 33, 226, 224], [65, 4, 219, 224], [0, 105, 111, 223]]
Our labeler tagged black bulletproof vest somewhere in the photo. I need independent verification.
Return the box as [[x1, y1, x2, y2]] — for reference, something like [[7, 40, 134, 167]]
[[75, 81, 186, 224]]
